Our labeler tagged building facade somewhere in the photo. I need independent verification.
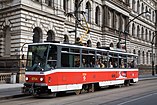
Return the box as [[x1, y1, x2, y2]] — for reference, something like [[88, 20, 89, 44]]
[[0, 0, 157, 82]]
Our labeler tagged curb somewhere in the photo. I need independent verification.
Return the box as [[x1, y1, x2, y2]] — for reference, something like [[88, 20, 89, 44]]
[[139, 76, 157, 81]]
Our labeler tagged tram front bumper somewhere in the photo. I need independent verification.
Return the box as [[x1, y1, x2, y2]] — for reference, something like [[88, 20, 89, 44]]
[[22, 83, 50, 96]]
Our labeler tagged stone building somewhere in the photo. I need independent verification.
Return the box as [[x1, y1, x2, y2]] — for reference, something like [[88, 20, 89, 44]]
[[0, 0, 156, 83]]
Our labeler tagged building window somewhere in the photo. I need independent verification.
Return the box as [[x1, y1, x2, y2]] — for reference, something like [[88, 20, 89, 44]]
[[122, 17, 125, 32], [132, 23, 135, 37], [87, 40, 92, 47], [45, 0, 52, 6], [133, 49, 136, 54], [132, 0, 136, 12], [141, 3, 144, 15], [47, 30, 55, 41], [96, 42, 101, 48], [142, 51, 145, 64], [95, 6, 100, 25], [141, 27, 144, 40], [63, 35, 69, 43], [3, 26, 11, 56], [145, 29, 148, 41], [115, 14, 119, 30], [63, 0, 68, 13], [146, 52, 148, 64], [33, 27, 42, 43], [35, 0, 40, 2], [108, 11, 113, 28], [149, 31, 151, 42], [137, 25, 140, 38], [137, 0, 140, 13], [86, 1, 91, 23], [138, 50, 141, 64], [110, 43, 114, 47], [152, 11, 155, 22]]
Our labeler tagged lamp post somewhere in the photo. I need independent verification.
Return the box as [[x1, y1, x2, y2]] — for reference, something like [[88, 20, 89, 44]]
[[119, 11, 150, 52], [151, 31, 157, 76], [74, 0, 83, 43]]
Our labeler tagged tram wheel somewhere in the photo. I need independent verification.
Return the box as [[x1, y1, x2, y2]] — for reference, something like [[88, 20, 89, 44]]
[[75, 89, 81, 95], [88, 84, 95, 93], [124, 80, 130, 86]]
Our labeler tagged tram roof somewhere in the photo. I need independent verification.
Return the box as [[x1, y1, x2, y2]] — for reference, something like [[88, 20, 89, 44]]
[[28, 42, 138, 56]]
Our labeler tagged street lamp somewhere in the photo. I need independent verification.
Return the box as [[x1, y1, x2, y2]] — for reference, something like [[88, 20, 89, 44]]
[[119, 11, 150, 52]]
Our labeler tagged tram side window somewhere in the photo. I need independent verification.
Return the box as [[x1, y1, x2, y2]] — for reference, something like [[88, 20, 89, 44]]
[[119, 57, 127, 68], [108, 53, 117, 68], [47, 45, 57, 69], [82, 50, 95, 68], [127, 55, 137, 68], [95, 51, 107, 68], [61, 47, 80, 68]]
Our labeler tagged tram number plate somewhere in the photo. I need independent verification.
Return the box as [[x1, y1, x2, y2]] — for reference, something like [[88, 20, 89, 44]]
[[31, 77, 38, 81]]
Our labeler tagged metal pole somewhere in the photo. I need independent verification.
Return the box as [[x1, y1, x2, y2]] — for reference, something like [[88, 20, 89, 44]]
[[151, 32, 157, 76], [152, 42, 155, 76], [74, 0, 83, 43]]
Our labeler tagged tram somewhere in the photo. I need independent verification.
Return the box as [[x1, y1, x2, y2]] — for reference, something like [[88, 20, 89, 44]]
[[22, 42, 138, 96]]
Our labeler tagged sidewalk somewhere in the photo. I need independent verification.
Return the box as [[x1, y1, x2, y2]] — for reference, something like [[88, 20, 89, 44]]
[[0, 74, 157, 99]]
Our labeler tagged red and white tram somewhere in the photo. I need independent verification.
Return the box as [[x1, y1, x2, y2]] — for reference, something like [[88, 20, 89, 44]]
[[22, 42, 138, 96]]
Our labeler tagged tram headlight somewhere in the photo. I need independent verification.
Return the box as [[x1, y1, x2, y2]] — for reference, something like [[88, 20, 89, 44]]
[[25, 77, 29, 81], [40, 77, 44, 81]]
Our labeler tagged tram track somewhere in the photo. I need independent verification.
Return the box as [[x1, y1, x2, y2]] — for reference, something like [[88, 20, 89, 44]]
[[0, 79, 157, 105]]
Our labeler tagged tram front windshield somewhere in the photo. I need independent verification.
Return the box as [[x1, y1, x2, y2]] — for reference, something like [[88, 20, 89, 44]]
[[26, 44, 56, 71]]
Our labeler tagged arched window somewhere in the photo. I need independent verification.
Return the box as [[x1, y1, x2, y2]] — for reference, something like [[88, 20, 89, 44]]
[[122, 17, 125, 32], [152, 11, 155, 22], [115, 14, 118, 30], [116, 42, 120, 48], [132, 0, 136, 11], [87, 40, 92, 47], [133, 49, 136, 54], [47, 30, 55, 41], [33, 27, 42, 43], [108, 11, 113, 28], [95, 6, 100, 25], [137, 0, 140, 13], [63, 0, 68, 13], [45, 0, 52, 6], [145, 29, 148, 41], [141, 3, 144, 14], [146, 52, 148, 64], [138, 50, 141, 64], [96, 42, 101, 48], [63, 35, 69, 43], [132, 23, 135, 37], [110, 43, 114, 48], [142, 51, 145, 64], [141, 27, 144, 40], [149, 31, 151, 42], [137, 25, 140, 38], [3, 26, 11, 56], [86, 2, 91, 23]]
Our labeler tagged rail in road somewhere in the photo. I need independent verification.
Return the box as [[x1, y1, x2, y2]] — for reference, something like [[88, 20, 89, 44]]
[[0, 79, 157, 105]]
